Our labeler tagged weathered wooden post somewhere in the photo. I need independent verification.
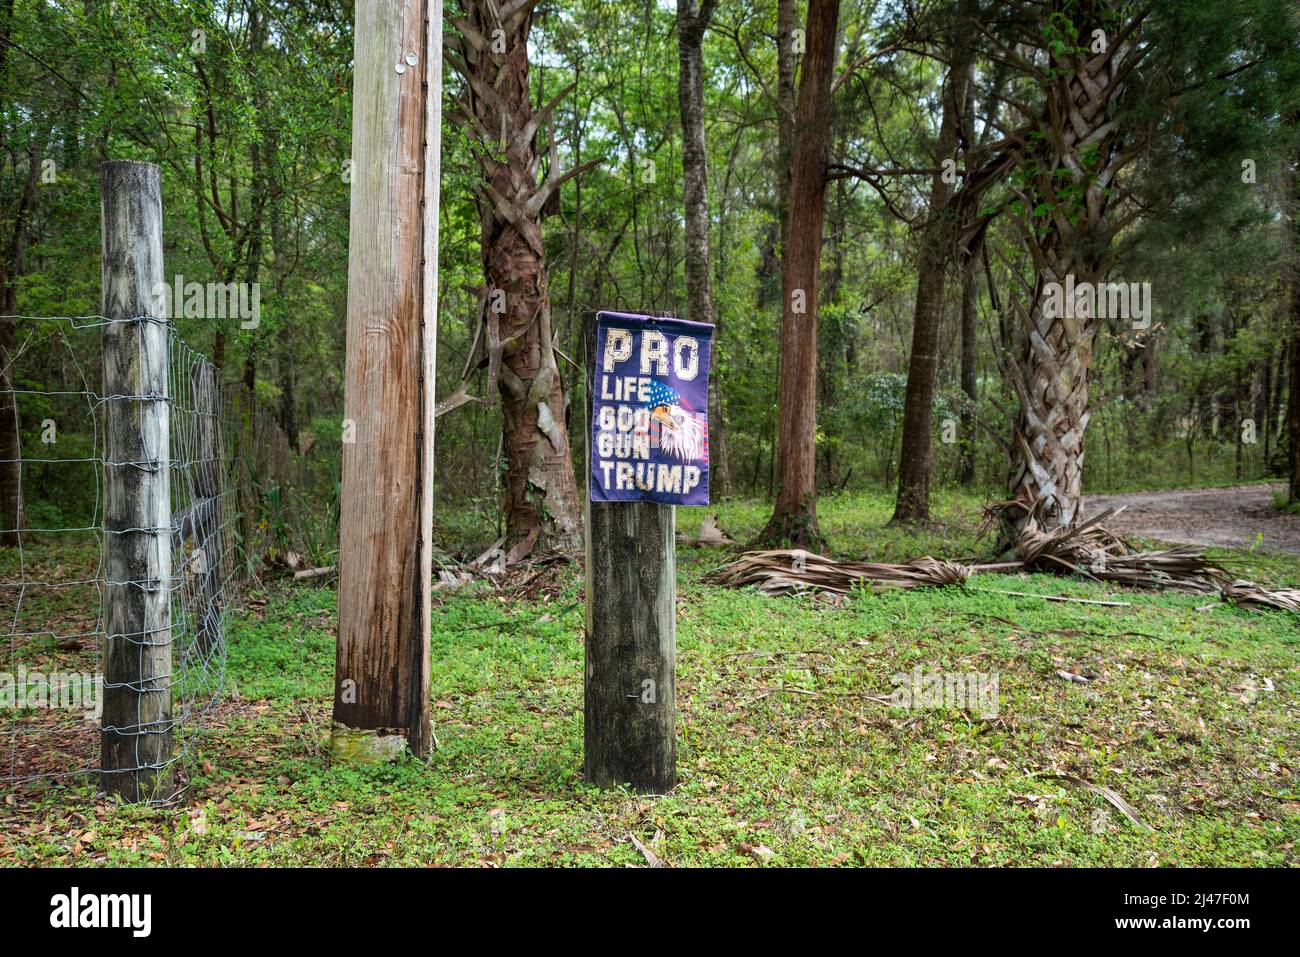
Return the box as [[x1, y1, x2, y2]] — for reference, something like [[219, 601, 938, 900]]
[[332, 0, 443, 761], [100, 160, 173, 802], [583, 312, 677, 792]]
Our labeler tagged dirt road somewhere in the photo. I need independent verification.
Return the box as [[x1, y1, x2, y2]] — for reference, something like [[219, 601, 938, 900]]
[[1083, 483, 1300, 555]]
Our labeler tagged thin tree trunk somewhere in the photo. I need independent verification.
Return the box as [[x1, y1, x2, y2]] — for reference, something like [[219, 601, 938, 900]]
[[677, 0, 730, 497], [957, 232, 981, 486], [0, 148, 39, 546], [956, 50, 987, 488], [238, 5, 267, 553], [891, 0, 974, 524], [1287, 118, 1300, 503], [0, 306, 22, 547], [1256, 343, 1272, 466], [758, 0, 840, 549], [0, 0, 33, 543], [267, 124, 299, 450], [757, 0, 798, 311]]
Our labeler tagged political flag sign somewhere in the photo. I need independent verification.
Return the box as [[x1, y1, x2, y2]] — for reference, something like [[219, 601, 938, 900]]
[[589, 311, 713, 506]]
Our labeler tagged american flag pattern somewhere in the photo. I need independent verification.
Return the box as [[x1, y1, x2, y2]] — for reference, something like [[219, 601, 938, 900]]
[[643, 381, 709, 463]]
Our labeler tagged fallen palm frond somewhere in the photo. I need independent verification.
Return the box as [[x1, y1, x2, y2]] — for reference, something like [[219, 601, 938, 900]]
[[1031, 771, 1150, 832], [705, 549, 970, 596], [1087, 550, 1224, 593], [970, 588, 1131, 607], [1219, 580, 1300, 613], [989, 507, 1228, 594], [708, 510, 1300, 613], [1015, 507, 1131, 571], [1047, 545, 1225, 594]]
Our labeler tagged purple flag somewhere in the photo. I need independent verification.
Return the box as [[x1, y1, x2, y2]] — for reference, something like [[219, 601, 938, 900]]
[[589, 311, 712, 506]]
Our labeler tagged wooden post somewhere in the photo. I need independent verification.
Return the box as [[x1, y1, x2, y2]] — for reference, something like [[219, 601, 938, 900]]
[[332, 0, 442, 762], [583, 313, 677, 793], [99, 160, 173, 802]]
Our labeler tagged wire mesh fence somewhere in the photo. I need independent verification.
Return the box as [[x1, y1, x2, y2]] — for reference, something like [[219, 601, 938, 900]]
[[0, 315, 239, 804]]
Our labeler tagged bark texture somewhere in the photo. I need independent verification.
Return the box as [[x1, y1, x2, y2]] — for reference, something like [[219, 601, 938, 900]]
[[1004, 3, 1141, 532], [582, 316, 675, 793], [759, 0, 840, 549], [1288, 121, 1300, 503], [99, 161, 174, 802], [448, 0, 584, 560], [890, 3, 974, 524], [677, 0, 730, 497]]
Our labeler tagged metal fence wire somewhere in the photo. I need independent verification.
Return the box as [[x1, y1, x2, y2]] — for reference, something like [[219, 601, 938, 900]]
[[0, 315, 239, 804]]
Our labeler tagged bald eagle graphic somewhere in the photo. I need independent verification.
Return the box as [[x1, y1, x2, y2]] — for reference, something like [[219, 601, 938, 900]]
[[645, 382, 708, 462]]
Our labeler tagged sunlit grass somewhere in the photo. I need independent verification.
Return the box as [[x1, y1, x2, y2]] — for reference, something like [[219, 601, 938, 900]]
[[2, 490, 1297, 867]]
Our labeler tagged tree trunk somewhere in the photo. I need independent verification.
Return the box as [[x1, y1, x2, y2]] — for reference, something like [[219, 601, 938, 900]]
[[957, 231, 981, 486], [454, 0, 583, 560], [1288, 120, 1300, 503], [758, 0, 840, 549], [0, 309, 22, 547], [238, 5, 267, 552], [267, 119, 299, 451], [677, 0, 730, 497], [0, 0, 19, 547], [0, 147, 39, 546], [956, 49, 987, 489], [891, 1, 974, 524], [1005, 5, 1137, 533], [756, 0, 798, 311]]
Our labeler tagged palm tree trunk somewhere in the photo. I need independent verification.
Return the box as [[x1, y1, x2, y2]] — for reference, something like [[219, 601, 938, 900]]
[[1005, 3, 1139, 533], [450, 0, 583, 559]]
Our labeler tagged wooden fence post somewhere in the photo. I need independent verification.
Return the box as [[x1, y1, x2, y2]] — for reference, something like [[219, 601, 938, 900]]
[[583, 312, 677, 793], [332, 0, 442, 761], [99, 160, 173, 802]]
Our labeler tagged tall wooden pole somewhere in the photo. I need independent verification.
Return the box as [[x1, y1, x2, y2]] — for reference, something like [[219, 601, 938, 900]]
[[100, 160, 173, 802], [333, 0, 442, 761], [583, 314, 677, 793]]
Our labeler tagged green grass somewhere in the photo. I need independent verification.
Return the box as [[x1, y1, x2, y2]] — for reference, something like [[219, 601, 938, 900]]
[[2, 490, 1298, 867]]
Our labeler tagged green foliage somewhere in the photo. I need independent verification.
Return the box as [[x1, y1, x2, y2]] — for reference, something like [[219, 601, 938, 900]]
[[1, 0, 1297, 550], [5, 493, 1296, 865]]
